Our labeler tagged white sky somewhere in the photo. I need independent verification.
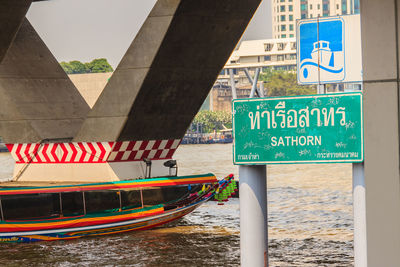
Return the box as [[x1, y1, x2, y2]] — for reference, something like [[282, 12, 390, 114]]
[[27, 0, 271, 69], [242, 0, 271, 41]]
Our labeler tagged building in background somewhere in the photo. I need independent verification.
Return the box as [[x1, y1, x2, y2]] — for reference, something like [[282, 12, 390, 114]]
[[196, 38, 298, 112], [201, 1, 363, 112], [222, 37, 297, 73], [271, 0, 360, 39]]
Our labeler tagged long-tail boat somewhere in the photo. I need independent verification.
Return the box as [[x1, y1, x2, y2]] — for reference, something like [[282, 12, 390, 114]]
[[0, 173, 236, 243], [0, 141, 237, 243]]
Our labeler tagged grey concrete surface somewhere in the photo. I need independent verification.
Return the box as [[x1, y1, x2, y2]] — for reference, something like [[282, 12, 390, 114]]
[[0, 19, 90, 143], [74, 0, 262, 142], [0, 0, 32, 64], [361, 0, 400, 265]]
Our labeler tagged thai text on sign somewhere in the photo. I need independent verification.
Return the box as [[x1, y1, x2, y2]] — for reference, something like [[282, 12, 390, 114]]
[[232, 93, 363, 164]]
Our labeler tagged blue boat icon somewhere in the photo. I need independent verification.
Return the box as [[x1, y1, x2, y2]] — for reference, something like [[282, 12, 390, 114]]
[[299, 40, 344, 83]]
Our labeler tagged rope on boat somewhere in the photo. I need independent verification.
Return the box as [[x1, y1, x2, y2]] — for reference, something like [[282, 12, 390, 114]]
[[13, 139, 46, 181], [11, 138, 75, 181]]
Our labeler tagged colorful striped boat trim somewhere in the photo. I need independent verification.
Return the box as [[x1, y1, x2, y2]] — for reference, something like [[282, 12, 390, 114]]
[[0, 173, 217, 196], [0, 206, 165, 232], [0, 200, 204, 241]]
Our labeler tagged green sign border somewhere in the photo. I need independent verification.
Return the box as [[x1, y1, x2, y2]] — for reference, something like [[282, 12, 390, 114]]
[[232, 92, 364, 165]]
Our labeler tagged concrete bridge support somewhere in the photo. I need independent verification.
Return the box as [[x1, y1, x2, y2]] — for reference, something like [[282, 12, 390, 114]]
[[361, 0, 400, 265], [74, 0, 262, 142], [0, 0, 32, 63], [0, 0, 262, 182], [0, 0, 262, 145], [0, 18, 90, 143]]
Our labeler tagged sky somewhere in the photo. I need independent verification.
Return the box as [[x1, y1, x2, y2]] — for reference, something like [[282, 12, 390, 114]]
[[242, 0, 272, 41], [27, 0, 272, 69]]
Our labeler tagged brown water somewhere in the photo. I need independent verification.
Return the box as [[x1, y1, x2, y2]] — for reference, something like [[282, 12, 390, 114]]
[[0, 144, 353, 266]]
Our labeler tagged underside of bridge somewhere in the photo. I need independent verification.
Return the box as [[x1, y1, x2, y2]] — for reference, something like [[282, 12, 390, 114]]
[[0, 0, 262, 182], [0, 0, 262, 144]]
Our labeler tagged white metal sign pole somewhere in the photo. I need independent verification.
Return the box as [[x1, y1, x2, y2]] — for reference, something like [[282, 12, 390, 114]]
[[237, 72, 268, 267], [239, 165, 268, 266], [353, 158, 367, 266], [349, 84, 366, 266]]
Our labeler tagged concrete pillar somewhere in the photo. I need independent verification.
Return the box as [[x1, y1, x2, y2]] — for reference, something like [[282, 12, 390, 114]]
[[74, 0, 262, 142], [249, 68, 260, 98], [243, 68, 254, 84], [0, 19, 90, 143], [0, 0, 32, 63], [360, 0, 400, 265], [230, 69, 238, 99]]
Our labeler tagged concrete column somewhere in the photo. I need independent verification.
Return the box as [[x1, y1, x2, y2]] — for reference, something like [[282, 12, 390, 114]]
[[0, 19, 90, 143], [0, 0, 32, 63], [361, 0, 400, 265], [230, 69, 237, 99], [239, 165, 268, 267], [259, 80, 265, 97], [74, 0, 262, 142], [243, 68, 254, 84], [249, 68, 260, 98]]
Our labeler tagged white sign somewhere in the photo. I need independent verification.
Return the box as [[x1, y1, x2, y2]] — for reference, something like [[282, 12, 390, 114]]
[[297, 15, 362, 84]]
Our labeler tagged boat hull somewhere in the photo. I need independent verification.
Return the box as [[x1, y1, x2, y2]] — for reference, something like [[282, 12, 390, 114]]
[[0, 173, 235, 243], [0, 199, 204, 243]]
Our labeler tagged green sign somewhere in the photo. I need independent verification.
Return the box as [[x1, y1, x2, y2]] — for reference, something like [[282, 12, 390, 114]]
[[233, 93, 363, 164]]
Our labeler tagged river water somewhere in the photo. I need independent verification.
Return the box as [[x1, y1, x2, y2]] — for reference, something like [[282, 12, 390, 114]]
[[0, 144, 353, 266]]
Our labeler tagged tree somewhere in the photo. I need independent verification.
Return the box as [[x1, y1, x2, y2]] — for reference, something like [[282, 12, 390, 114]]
[[60, 61, 73, 74], [260, 69, 316, 96], [60, 59, 114, 74], [69, 60, 89, 74], [86, 58, 114, 73], [192, 111, 232, 133]]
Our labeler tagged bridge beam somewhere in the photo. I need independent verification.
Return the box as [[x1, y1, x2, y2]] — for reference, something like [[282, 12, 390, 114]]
[[0, 0, 261, 183], [74, 0, 262, 142], [0, 19, 90, 143], [0, 0, 32, 64]]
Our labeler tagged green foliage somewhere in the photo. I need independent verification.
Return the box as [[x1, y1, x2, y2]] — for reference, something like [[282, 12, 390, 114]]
[[86, 58, 114, 73], [259, 67, 280, 83], [69, 60, 89, 74], [60, 59, 113, 74], [192, 111, 232, 133], [60, 62, 73, 74], [260, 69, 316, 96]]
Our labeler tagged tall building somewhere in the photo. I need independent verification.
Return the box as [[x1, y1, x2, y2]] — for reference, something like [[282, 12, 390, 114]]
[[222, 38, 297, 72], [271, 0, 360, 39]]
